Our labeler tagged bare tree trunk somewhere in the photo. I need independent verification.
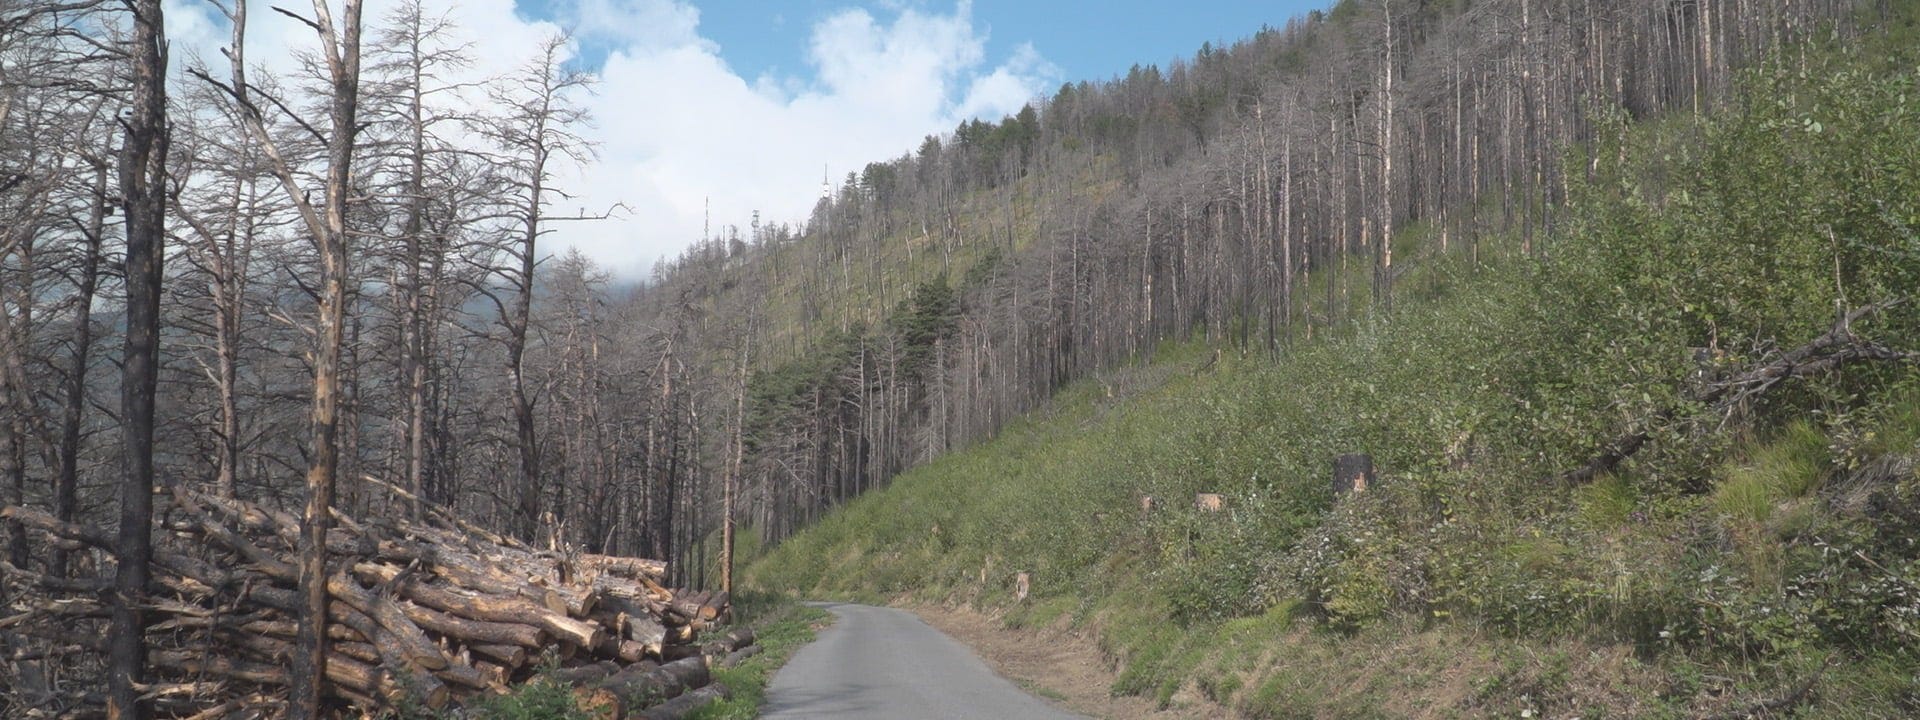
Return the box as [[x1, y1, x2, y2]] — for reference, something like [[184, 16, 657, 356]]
[[291, 0, 364, 708], [1281, 124, 1294, 346], [1377, 0, 1396, 310], [398, 3, 432, 520], [4, 223, 34, 571], [510, 300, 539, 540], [53, 161, 107, 579], [721, 322, 749, 595], [649, 346, 674, 561], [112, 0, 169, 715], [212, 172, 254, 500], [205, 0, 363, 712]]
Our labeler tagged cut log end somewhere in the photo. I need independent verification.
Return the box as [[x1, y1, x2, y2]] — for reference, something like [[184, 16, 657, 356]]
[[0, 483, 735, 718]]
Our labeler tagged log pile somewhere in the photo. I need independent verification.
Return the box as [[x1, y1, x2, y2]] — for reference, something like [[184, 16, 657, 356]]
[[0, 485, 742, 718]]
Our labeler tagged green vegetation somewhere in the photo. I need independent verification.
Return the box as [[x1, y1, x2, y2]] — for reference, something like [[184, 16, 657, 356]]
[[688, 595, 832, 720], [409, 595, 827, 720], [463, 674, 592, 720], [735, 159, 1084, 363], [749, 46, 1920, 718]]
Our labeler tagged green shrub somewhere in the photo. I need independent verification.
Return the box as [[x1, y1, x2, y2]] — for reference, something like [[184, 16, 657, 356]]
[[748, 44, 1920, 715], [1714, 421, 1834, 524], [466, 677, 590, 720]]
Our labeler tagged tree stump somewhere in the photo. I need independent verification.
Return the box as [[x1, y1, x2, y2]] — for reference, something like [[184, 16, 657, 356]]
[[1194, 493, 1225, 512], [1014, 572, 1030, 601], [1139, 495, 1156, 514], [1334, 454, 1375, 496]]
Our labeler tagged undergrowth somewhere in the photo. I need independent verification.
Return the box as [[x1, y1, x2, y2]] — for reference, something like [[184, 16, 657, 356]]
[[688, 594, 831, 720], [424, 593, 826, 720], [748, 28, 1920, 720]]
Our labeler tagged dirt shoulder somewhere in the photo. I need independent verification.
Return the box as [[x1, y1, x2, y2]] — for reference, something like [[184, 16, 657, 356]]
[[905, 602, 1224, 720]]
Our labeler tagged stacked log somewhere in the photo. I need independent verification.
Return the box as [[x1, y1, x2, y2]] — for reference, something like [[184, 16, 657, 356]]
[[551, 623, 761, 720], [0, 484, 736, 718]]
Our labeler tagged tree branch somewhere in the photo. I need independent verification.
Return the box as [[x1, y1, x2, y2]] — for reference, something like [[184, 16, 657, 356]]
[[1560, 299, 1916, 485], [268, 4, 321, 33]]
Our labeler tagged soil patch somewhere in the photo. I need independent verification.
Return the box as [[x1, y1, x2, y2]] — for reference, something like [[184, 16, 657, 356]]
[[907, 602, 1224, 720]]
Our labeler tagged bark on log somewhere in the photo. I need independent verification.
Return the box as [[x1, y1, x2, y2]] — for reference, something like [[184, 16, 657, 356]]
[[353, 562, 605, 648], [548, 660, 623, 686], [667, 592, 708, 622], [149, 646, 409, 707], [475, 661, 511, 691], [706, 627, 754, 654], [335, 641, 380, 665], [434, 661, 493, 691], [698, 592, 729, 621], [572, 687, 624, 720], [581, 553, 667, 580], [401, 598, 548, 649], [469, 643, 529, 668], [599, 656, 710, 706], [660, 644, 704, 662], [327, 570, 447, 670], [600, 595, 669, 647], [719, 645, 761, 668], [0, 482, 727, 716], [641, 682, 731, 720], [616, 639, 650, 663]]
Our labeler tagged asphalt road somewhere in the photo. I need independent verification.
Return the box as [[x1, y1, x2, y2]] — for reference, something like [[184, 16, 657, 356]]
[[762, 602, 1085, 720]]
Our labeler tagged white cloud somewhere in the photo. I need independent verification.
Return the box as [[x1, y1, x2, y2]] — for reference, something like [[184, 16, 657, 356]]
[[568, 0, 705, 52], [571, 0, 1059, 275], [955, 42, 1055, 119], [163, 0, 1060, 276]]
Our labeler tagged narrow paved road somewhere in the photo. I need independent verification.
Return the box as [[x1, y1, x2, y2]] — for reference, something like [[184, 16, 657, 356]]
[[763, 602, 1085, 720]]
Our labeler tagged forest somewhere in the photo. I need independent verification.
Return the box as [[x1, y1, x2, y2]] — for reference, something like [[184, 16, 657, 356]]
[[754, 1, 1920, 716], [1, 0, 1913, 716], [661, 0, 1883, 553]]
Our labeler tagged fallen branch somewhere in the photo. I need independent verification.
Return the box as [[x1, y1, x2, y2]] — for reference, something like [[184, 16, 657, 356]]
[[1560, 300, 1919, 485]]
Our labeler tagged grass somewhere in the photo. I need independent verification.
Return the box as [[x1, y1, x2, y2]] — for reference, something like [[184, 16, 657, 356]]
[[739, 158, 1124, 366], [687, 593, 831, 720], [744, 24, 1920, 719], [743, 261, 1920, 715], [1015, 679, 1070, 703], [437, 593, 827, 720], [461, 675, 592, 720], [1713, 421, 1833, 524]]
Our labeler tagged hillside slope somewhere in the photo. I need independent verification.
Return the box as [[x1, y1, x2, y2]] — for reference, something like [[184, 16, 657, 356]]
[[749, 38, 1920, 718], [620, 1, 1880, 589]]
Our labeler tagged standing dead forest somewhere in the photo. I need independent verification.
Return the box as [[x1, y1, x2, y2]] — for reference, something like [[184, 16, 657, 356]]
[[0, 0, 1905, 716]]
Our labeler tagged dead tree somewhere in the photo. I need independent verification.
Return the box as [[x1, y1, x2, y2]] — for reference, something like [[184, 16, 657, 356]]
[[468, 33, 598, 541], [366, 0, 472, 518], [193, 0, 367, 713], [53, 147, 112, 579], [112, 0, 169, 716]]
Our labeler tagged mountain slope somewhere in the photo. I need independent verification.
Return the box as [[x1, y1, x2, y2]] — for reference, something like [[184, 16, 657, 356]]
[[747, 34, 1920, 716], [628, 1, 1881, 584]]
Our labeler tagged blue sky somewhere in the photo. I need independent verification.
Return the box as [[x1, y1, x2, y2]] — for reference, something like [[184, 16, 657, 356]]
[[162, 0, 1334, 271], [503, 0, 1339, 270], [533, 0, 1333, 99]]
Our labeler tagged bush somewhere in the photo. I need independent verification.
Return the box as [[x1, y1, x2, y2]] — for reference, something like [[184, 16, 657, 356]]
[[749, 48, 1920, 715], [466, 676, 590, 720]]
